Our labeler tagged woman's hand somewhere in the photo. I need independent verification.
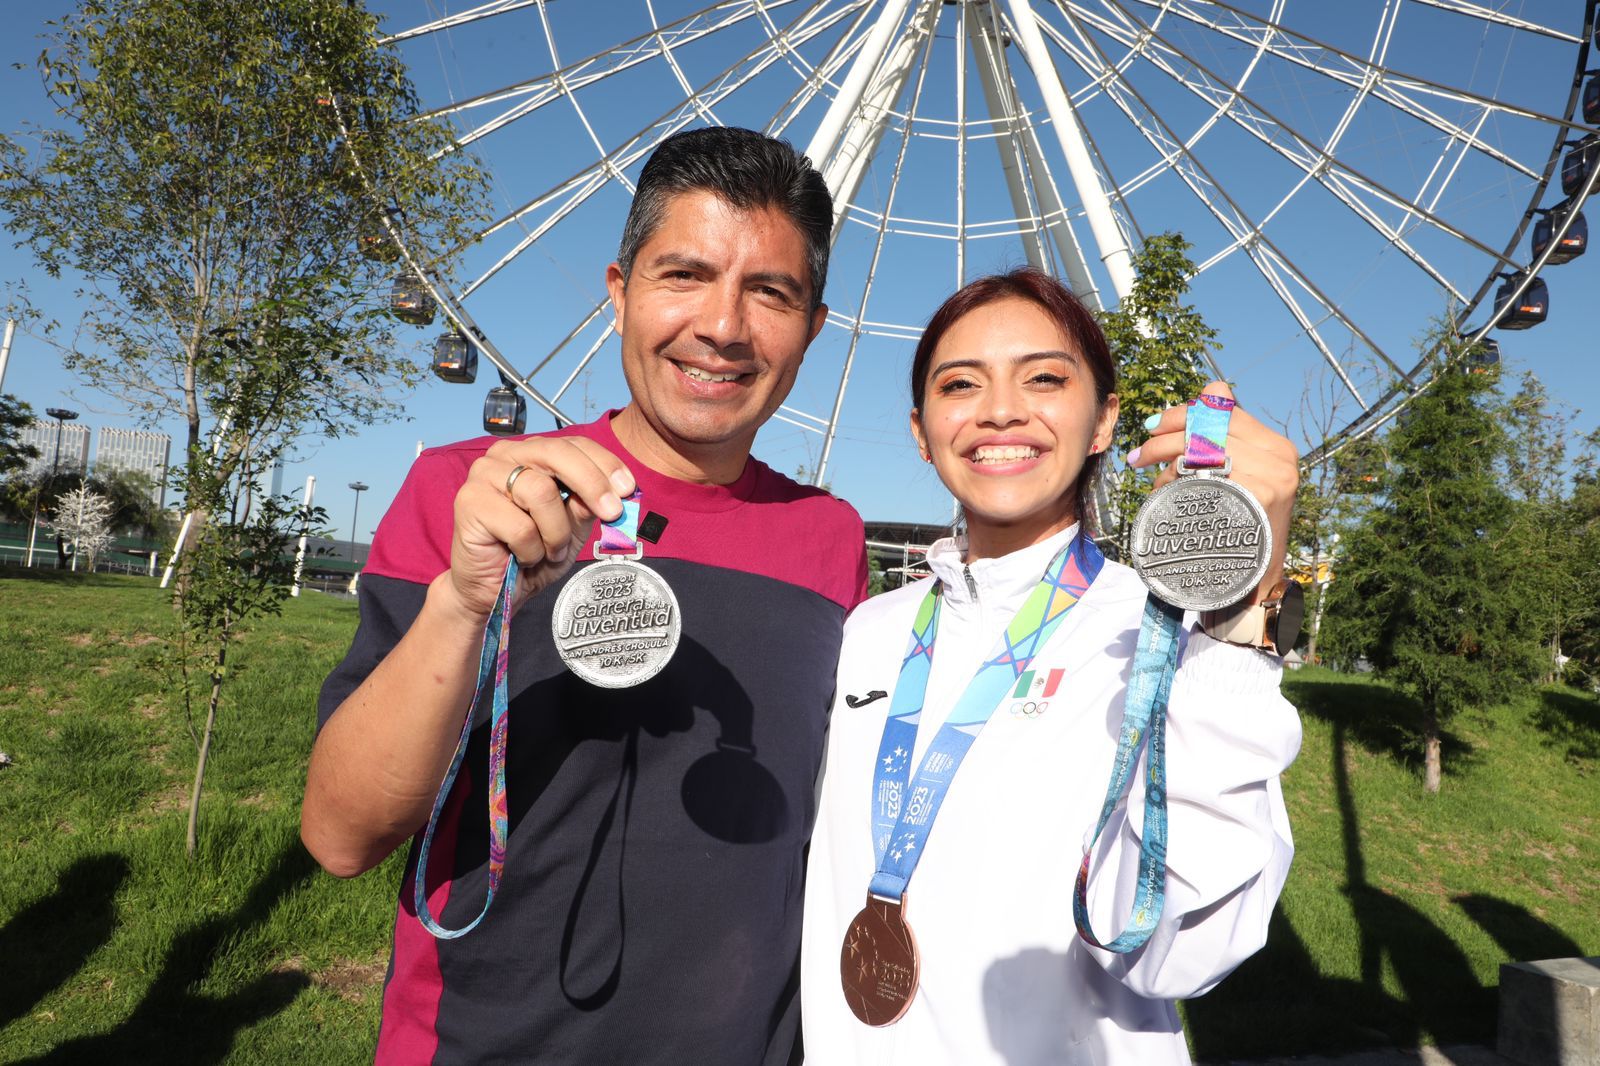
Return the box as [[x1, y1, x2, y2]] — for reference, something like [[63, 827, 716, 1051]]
[[1127, 381, 1299, 603], [443, 436, 638, 622]]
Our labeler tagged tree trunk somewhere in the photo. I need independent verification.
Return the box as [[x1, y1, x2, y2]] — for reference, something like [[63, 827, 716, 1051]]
[[1307, 577, 1329, 664], [186, 644, 227, 858], [170, 508, 209, 606], [1422, 703, 1443, 794]]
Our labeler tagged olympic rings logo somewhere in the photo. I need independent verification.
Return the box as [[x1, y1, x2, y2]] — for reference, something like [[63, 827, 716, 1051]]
[[1010, 700, 1049, 718]]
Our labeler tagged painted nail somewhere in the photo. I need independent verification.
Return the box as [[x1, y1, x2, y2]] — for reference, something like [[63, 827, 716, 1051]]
[[610, 469, 636, 496], [1126, 446, 1142, 465], [1143, 413, 1161, 431]]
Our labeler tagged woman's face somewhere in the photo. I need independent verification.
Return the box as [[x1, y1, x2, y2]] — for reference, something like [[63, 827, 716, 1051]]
[[911, 297, 1118, 550]]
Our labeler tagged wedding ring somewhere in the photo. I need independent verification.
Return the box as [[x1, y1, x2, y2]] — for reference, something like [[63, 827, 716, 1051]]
[[505, 464, 529, 497]]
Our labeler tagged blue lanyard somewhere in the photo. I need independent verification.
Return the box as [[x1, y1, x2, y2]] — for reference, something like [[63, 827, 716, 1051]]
[[412, 492, 649, 939], [1072, 594, 1183, 953], [869, 534, 1104, 901], [868, 533, 1182, 957], [415, 556, 516, 939]]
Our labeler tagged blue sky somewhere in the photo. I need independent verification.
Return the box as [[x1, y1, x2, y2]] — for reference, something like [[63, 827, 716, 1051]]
[[4, 0, 1597, 546]]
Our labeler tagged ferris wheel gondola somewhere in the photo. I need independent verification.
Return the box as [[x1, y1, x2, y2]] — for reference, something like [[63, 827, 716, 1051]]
[[433, 330, 479, 383], [362, 0, 1600, 503], [1532, 204, 1588, 264]]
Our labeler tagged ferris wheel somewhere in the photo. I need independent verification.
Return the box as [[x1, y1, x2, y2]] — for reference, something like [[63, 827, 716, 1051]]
[[363, 0, 1600, 506]]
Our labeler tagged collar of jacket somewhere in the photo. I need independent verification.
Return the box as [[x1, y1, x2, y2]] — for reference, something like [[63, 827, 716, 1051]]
[[925, 523, 1081, 612]]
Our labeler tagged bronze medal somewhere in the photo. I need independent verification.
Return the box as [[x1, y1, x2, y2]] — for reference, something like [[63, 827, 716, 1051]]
[[840, 893, 920, 1027]]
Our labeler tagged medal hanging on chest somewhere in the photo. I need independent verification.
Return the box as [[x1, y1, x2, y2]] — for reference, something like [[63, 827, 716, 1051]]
[[552, 489, 681, 688], [841, 536, 1104, 1026], [1129, 394, 1271, 611]]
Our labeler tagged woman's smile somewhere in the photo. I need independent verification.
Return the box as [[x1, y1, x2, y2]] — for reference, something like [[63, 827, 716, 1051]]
[[912, 297, 1117, 559]]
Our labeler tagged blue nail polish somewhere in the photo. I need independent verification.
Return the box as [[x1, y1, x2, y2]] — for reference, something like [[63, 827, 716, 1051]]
[[1143, 413, 1161, 431]]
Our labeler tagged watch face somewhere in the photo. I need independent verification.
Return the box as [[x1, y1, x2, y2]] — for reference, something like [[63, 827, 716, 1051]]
[[1273, 581, 1307, 651]]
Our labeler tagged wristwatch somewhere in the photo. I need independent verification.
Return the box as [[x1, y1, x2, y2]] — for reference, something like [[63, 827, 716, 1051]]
[[1202, 579, 1305, 656]]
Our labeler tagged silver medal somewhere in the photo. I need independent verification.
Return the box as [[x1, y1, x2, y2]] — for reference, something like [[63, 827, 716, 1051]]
[[1130, 457, 1272, 612], [551, 547, 681, 688]]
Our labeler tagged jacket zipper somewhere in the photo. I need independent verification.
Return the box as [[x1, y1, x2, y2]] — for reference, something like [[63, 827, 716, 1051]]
[[963, 564, 978, 601]]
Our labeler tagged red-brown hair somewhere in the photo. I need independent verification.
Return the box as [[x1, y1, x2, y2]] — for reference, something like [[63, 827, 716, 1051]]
[[910, 267, 1117, 531]]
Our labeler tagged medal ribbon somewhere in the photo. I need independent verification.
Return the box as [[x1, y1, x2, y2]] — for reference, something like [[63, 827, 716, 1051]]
[[1182, 393, 1235, 468], [1076, 389, 1237, 952], [598, 488, 643, 553], [868, 534, 1105, 901], [1071, 594, 1183, 952], [414, 488, 647, 938], [415, 556, 516, 939]]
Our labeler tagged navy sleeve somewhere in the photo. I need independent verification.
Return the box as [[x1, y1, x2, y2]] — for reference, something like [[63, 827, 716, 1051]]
[[316, 574, 429, 732]]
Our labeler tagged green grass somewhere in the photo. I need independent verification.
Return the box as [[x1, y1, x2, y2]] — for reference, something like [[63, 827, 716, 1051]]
[[1184, 666, 1600, 1060], [2, 575, 1597, 1063], [0, 570, 404, 1065]]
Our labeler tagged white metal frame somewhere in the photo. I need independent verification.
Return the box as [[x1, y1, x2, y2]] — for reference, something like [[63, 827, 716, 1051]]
[[367, 0, 1593, 486]]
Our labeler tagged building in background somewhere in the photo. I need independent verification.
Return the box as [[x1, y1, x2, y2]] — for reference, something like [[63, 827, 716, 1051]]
[[94, 427, 171, 508], [19, 420, 89, 480]]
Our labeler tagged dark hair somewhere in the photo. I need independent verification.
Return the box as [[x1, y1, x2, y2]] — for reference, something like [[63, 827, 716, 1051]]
[[910, 267, 1118, 532], [617, 127, 833, 309]]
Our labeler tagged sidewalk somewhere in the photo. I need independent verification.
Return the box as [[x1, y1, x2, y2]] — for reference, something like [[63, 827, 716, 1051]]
[[1204, 1046, 1512, 1066]]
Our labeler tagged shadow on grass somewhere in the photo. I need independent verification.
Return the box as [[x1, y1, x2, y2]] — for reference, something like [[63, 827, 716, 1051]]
[[1531, 688, 1600, 763], [18, 842, 318, 1066], [1454, 893, 1583, 962], [1282, 676, 1474, 773], [0, 854, 131, 1029], [1186, 721, 1580, 1060]]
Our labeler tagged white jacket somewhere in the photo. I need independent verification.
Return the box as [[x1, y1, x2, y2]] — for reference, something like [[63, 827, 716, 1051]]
[[801, 526, 1301, 1065]]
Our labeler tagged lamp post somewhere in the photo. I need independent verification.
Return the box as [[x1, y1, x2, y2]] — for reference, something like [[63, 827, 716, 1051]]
[[347, 481, 369, 568], [25, 407, 79, 567]]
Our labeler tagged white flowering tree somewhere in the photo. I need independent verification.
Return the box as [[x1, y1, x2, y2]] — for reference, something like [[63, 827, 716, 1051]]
[[45, 485, 114, 571]]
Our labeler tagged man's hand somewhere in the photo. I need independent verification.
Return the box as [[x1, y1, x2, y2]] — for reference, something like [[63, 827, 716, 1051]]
[[304, 435, 638, 878], [446, 436, 638, 620], [1127, 381, 1299, 603]]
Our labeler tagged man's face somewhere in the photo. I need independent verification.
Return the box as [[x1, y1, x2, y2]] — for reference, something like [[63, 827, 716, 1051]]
[[606, 190, 827, 461]]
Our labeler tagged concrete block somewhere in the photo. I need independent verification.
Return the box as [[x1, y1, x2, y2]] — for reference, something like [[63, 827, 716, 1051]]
[[1499, 956, 1600, 1066]]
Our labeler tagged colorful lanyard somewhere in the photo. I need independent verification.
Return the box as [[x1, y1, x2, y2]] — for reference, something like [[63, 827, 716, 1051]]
[[868, 534, 1105, 901], [1070, 594, 1182, 952], [1182, 393, 1235, 467], [414, 490, 644, 939], [1071, 394, 1235, 952]]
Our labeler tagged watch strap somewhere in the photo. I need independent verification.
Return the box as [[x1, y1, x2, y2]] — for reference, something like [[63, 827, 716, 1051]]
[[1203, 602, 1270, 648]]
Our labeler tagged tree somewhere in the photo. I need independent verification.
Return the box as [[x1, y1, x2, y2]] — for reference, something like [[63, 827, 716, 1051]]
[[166, 469, 324, 855], [0, 396, 46, 528], [1562, 430, 1600, 684], [1322, 328, 1544, 792], [0, 0, 486, 854], [43, 482, 113, 570], [1502, 371, 1570, 505], [0, 394, 39, 478], [0, 0, 487, 466], [86, 465, 166, 540], [1097, 233, 1216, 553], [1498, 372, 1588, 683], [1286, 383, 1343, 663]]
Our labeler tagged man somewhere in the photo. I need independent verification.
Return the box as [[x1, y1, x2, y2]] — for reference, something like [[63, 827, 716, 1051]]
[[302, 128, 867, 1064]]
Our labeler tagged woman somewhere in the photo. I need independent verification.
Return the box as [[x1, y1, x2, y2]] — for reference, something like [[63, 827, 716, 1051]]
[[801, 268, 1301, 1064]]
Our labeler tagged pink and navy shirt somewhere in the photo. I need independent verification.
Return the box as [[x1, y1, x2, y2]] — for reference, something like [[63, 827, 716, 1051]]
[[318, 412, 867, 1065]]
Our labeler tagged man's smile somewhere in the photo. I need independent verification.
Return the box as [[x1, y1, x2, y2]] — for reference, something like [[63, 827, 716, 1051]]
[[673, 360, 748, 385]]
